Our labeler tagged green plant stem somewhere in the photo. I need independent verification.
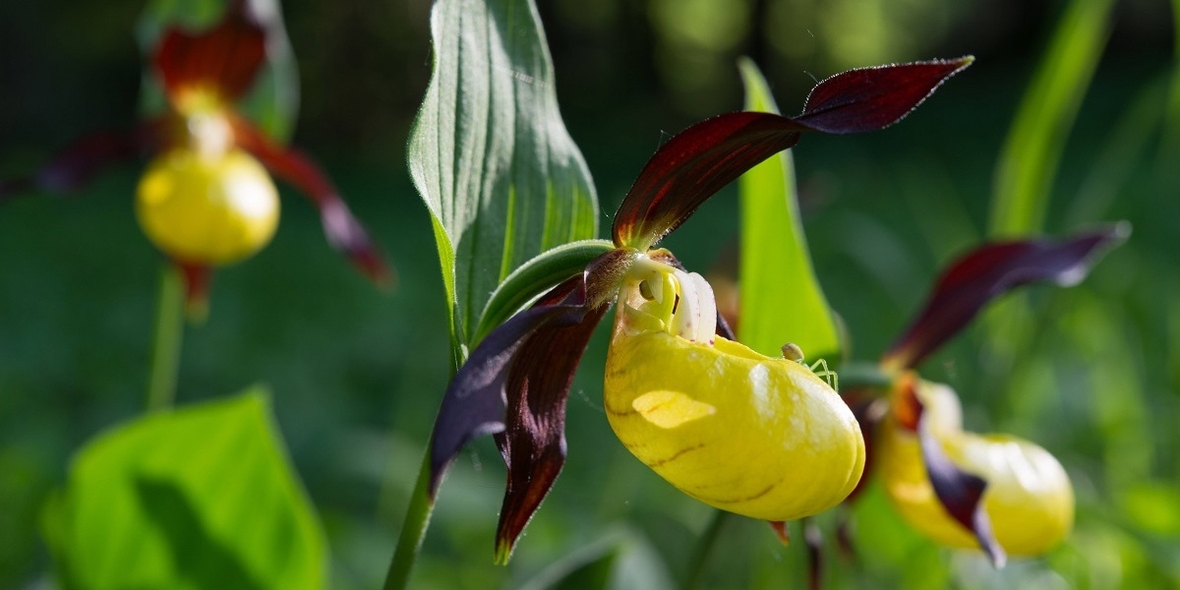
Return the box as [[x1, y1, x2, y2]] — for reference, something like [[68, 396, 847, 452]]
[[384, 339, 465, 590], [383, 448, 436, 590], [145, 264, 184, 412], [684, 510, 732, 590], [836, 362, 895, 390]]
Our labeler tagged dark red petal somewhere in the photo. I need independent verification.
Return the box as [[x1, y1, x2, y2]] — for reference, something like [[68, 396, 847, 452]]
[[920, 424, 1005, 567], [153, 0, 266, 104], [882, 224, 1130, 369], [493, 297, 608, 563], [894, 376, 1005, 567], [768, 520, 789, 545], [231, 117, 394, 286], [611, 112, 806, 250], [429, 276, 584, 493], [797, 57, 973, 134], [611, 58, 970, 251], [1, 121, 165, 201], [177, 261, 212, 322]]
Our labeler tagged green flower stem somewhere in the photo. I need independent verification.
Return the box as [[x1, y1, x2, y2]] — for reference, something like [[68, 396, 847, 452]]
[[383, 447, 436, 590], [836, 361, 896, 390], [684, 510, 733, 590], [145, 263, 185, 412]]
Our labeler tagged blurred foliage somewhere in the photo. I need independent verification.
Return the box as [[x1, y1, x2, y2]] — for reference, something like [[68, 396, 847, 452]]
[[42, 390, 325, 589], [1, 0, 1177, 589]]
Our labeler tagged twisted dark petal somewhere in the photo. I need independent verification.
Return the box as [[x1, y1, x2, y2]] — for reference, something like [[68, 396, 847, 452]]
[[919, 422, 1005, 567], [895, 377, 1006, 567], [797, 57, 973, 134], [1, 122, 165, 203], [231, 117, 394, 286], [611, 58, 971, 251], [882, 223, 1130, 369], [428, 276, 588, 493], [493, 297, 608, 563], [153, 0, 267, 103]]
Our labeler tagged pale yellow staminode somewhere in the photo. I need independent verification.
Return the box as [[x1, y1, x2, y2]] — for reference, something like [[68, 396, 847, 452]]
[[136, 147, 279, 266], [604, 257, 865, 521], [878, 379, 1075, 556]]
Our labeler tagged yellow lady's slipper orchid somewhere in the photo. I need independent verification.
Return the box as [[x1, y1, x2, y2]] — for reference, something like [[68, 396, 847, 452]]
[[605, 257, 865, 521], [878, 377, 1074, 557], [1, 0, 390, 310], [426, 58, 973, 561]]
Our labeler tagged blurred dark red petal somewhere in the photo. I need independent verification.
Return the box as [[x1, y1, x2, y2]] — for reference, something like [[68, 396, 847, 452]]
[[611, 58, 969, 251], [177, 262, 212, 322], [797, 57, 973, 134], [153, 0, 266, 103], [768, 521, 789, 545], [895, 377, 1006, 567], [1, 122, 165, 202], [231, 117, 394, 286], [493, 294, 608, 563], [882, 224, 1130, 369], [921, 426, 1005, 567]]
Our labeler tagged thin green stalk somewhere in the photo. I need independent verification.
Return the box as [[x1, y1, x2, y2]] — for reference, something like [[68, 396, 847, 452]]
[[684, 510, 733, 590], [145, 263, 184, 412], [383, 448, 436, 590], [383, 341, 464, 590]]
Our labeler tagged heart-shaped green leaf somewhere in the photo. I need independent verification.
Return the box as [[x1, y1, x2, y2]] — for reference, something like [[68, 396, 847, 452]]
[[736, 58, 841, 363], [42, 388, 325, 590], [409, 0, 599, 352]]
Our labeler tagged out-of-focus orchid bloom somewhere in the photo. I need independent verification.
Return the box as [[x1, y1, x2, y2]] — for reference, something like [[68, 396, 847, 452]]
[[426, 57, 973, 562], [846, 224, 1128, 566], [2, 0, 390, 312]]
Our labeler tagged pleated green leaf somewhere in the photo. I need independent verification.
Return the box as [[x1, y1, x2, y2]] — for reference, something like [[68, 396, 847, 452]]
[[136, 0, 300, 142], [409, 0, 599, 352], [736, 58, 841, 362], [42, 389, 325, 590]]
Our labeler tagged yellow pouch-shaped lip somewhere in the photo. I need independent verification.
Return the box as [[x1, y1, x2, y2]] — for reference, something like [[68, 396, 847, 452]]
[[604, 274, 865, 522], [136, 147, 280, 266], [879, 380, 1075, 556]]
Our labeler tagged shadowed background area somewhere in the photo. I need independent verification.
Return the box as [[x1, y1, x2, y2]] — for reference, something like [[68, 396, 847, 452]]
[[1, 0, 1177, 588]]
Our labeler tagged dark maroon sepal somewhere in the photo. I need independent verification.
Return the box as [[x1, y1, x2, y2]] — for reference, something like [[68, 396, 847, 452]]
[[231, 117, 394, 286], [919, 424, 1006, 567], [796, 57, 973, 134], [1, 121, 165, 202], [153, 0, 267, 104], [426, 274, 608, 562], [611, 112, 807, 250], [611, 58, 971, 251], [882, 223, 1130, 369], [492, 296, 608, 563], [429, 277, 584, 491], [177, 262, 212, 323]]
